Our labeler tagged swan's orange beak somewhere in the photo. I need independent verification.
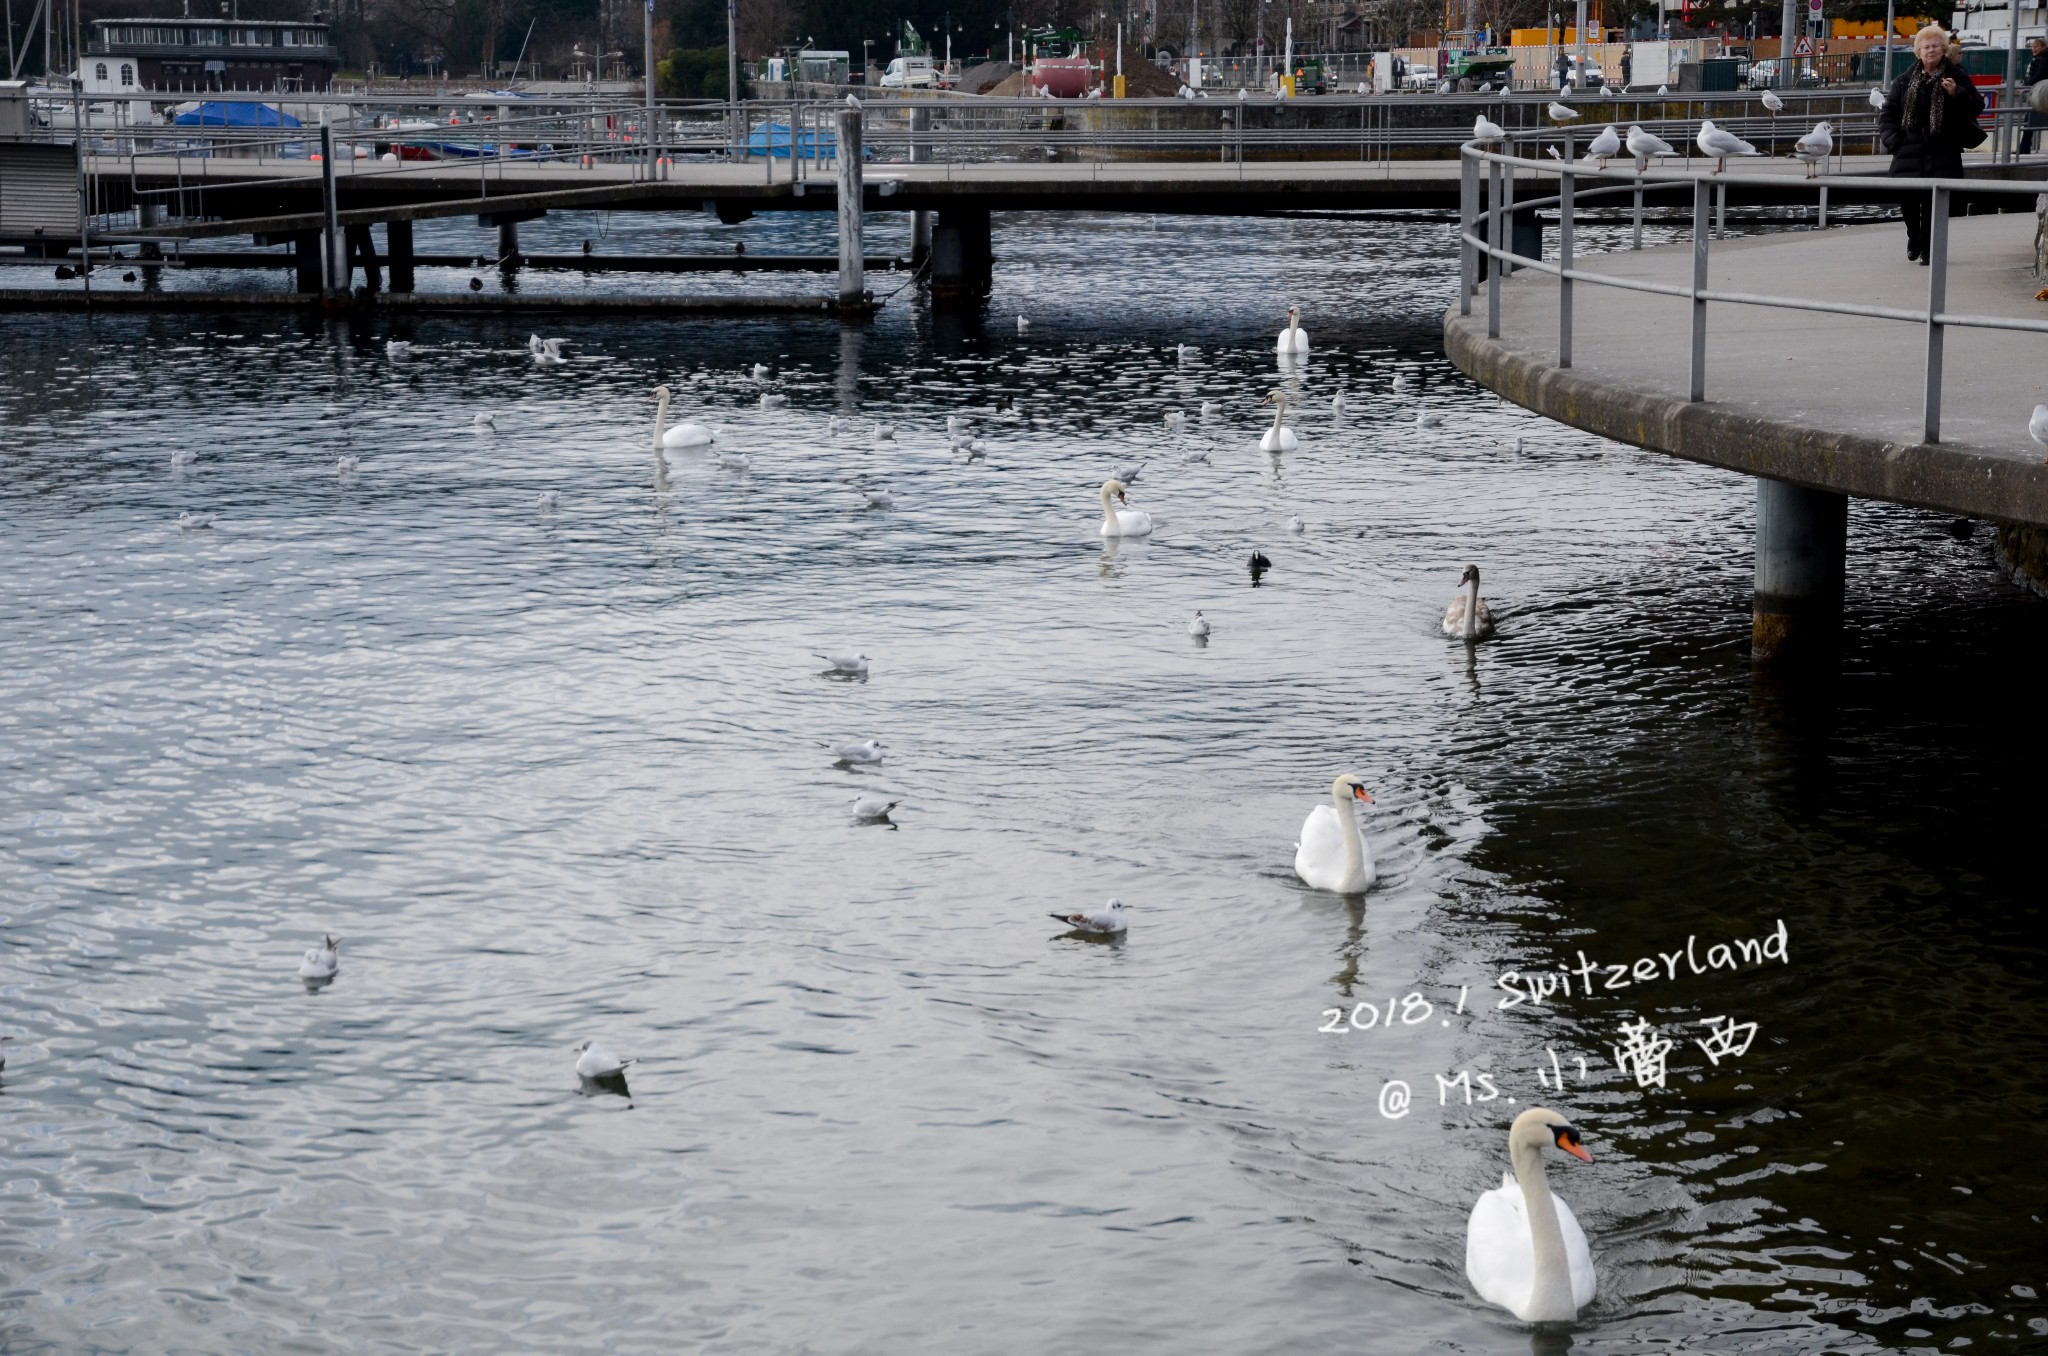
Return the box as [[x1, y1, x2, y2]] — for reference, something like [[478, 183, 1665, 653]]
[[1351, 785, 1373, 803], [1556, 1131, 1592, 1162]]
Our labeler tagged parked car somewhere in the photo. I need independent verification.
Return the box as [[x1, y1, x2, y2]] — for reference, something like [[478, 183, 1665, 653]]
[[1748, 58, 1821, 89]]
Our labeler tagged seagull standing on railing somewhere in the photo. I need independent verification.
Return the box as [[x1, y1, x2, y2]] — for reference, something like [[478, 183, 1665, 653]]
[[1584, 124, 1621, 168], [1472, 114, 1508, 144], [1867, 86, 1887, 111], [1625, 124, 1676, 174], [1761, 87, 1785, 115], [1696, 119, 1760, 173], [1548, 101, 1580, 122], [1793, 122, 1833, 177]]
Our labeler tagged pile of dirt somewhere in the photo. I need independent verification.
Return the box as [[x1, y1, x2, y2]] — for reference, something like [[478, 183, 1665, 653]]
[[956, 61, 1016, 96], [1104, 44, 1184, 97]]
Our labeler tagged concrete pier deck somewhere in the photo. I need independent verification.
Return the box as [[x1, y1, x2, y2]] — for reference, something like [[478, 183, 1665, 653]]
[[1445, 211, 2048, 526]]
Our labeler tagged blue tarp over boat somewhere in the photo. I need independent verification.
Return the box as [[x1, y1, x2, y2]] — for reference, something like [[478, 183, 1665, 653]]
[[743, 122, 843, 160], [172, 101, 302, 128]]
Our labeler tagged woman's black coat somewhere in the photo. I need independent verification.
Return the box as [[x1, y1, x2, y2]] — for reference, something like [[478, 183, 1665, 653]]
[[1877, 59, 1987, 177]]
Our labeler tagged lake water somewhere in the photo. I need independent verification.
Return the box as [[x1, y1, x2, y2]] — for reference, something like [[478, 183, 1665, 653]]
[[2, 206, 2044, 1355]]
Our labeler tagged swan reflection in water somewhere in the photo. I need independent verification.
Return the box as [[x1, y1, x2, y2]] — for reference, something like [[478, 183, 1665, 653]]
[[1098, 534, 1150, 579]]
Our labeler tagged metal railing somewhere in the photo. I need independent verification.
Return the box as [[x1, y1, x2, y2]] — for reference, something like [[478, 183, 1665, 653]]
[[1456, 136, 2048, 446]]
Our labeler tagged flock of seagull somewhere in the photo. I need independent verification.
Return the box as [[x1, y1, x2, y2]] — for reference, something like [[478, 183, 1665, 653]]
[[1471, 99, 1836, 177], [264, 307, 1513, 1061]]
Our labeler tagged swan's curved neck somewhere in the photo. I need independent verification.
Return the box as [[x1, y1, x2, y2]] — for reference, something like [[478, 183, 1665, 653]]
[[1464, 577, 1480, 639], [1512, 1139, 1576, 1320], [654, 391, 670, 447], [1100, 485, 1118, 526], [1287, 313, 1299, 342], [1330, 786, 1365, 884], [1270, 398, 1286, 432]]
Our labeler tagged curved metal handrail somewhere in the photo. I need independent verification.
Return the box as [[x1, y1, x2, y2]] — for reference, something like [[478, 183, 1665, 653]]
[[1453, 143, 2048, 445]]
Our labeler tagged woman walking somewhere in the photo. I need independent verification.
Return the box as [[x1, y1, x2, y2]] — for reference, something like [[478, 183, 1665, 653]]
[[1876, 24, 1987, 265]]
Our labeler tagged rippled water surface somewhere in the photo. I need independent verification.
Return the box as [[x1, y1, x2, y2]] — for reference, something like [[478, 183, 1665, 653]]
[[3, 209, 2045, 1355]]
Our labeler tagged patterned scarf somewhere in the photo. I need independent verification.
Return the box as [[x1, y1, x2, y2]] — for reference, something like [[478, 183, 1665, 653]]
[[1904, 62, 1948, 137]]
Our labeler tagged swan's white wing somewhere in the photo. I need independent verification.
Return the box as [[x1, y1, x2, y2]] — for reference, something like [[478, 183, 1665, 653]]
[[1442, 595, 1468, 634], [1295, 804, 1343, 885], [1475, 598, 1496, 631], [1466, 1174, 1535, 1318], [1554, 1191, 1597, 1310], [1115, 509, 1154, 536]]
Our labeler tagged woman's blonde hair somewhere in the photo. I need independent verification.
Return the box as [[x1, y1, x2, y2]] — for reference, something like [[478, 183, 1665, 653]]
[[1914, 23, 1948, 51]]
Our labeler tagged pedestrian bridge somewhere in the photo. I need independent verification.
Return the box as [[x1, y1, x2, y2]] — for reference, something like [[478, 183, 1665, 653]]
[[1443, 143, 2048, 660]]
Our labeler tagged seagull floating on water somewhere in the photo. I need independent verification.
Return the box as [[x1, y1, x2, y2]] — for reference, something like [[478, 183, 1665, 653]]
[[1117, 462, 1145, 485], [1391, 374, 1413, 394], [1049, 899, 1128, 934], [1016, 315, 1031, 332], [873, 423, 896, 440], [851, 794, 901, 822], [473, 412, 497, 430], [1199, 400, 1219, 417], [816, 652, 871, 675], [573, 1040, 636, 1079], [1188, 611, 1211, 637], [828, 415, 848, 435], [1181, 449, 1210, 464], [1164, 411, 1186, 432], [759, 392, 788, 409], [297, 935, 341, 981], [171, 448, 198, 466], [1288, 514, 1306, 534], [751, 362, 770, 380], [537, 491, 560, 511], [862, 489, 894, 510], [1175, 343, 1198, 363], [1331, 392, 1348, 415], [1416, 410, 1445, 428], [177, 511, 214, 529], [827, 738, 885, 764], [337, 454, 359, 473], [386, 339, 414, 359]]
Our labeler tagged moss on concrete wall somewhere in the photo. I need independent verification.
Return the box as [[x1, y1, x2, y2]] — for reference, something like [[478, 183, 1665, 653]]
[[1996, 523, 2048, 598]]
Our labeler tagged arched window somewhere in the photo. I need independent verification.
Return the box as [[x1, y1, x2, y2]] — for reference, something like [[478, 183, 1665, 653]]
[[119, 64, 134, 87], [95, 62, 108, 81]]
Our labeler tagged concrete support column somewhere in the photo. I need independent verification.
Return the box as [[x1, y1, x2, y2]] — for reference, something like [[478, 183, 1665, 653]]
[[836, 107, 865, 309], [929, 207, 992, 308], [1753, 477, 1847, 662], [292, 231, 323, 293], [346, 224, 381, 293], [319, 124, 345, 300], [911, 210, 932, 270], [386, 220, 415, 294], [497, 219, 521, 269]]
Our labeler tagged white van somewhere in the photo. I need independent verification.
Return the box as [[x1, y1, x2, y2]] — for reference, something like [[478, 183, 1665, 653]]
[[880, 56, 936, 88]]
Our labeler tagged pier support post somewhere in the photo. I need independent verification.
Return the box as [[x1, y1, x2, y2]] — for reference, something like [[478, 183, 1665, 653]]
[[836, 107, 865, 310], [911, 211, 932, 270], [1753, 477, 1847, 663], [497, 219, 521, 269], [929, 208, 992, 308], [292, 232, 322, 293], [347, 225, 381, 293], [386, 220, 415, 293], [319, 124, 345, 301]]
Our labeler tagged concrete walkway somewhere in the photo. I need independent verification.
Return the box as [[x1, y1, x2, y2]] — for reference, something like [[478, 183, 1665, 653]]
[[1446, 210, 2048, 525]]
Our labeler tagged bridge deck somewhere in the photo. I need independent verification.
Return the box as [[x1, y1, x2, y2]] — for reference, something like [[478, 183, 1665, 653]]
[[95, 153, 1955, 240], [1446, 212, 2048, 525]]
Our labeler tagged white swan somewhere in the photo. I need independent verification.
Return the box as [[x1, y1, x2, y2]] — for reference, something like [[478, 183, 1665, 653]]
[[1098, 479, 1152, 538], [1293, 773, 1375, 894], [1466, 1108, 1597, 1323], [1443, 564, 1497, 640], [1276, 305, 1310, 355], [652, 385, 714, 449], [1259, 390, 1300, 453]]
